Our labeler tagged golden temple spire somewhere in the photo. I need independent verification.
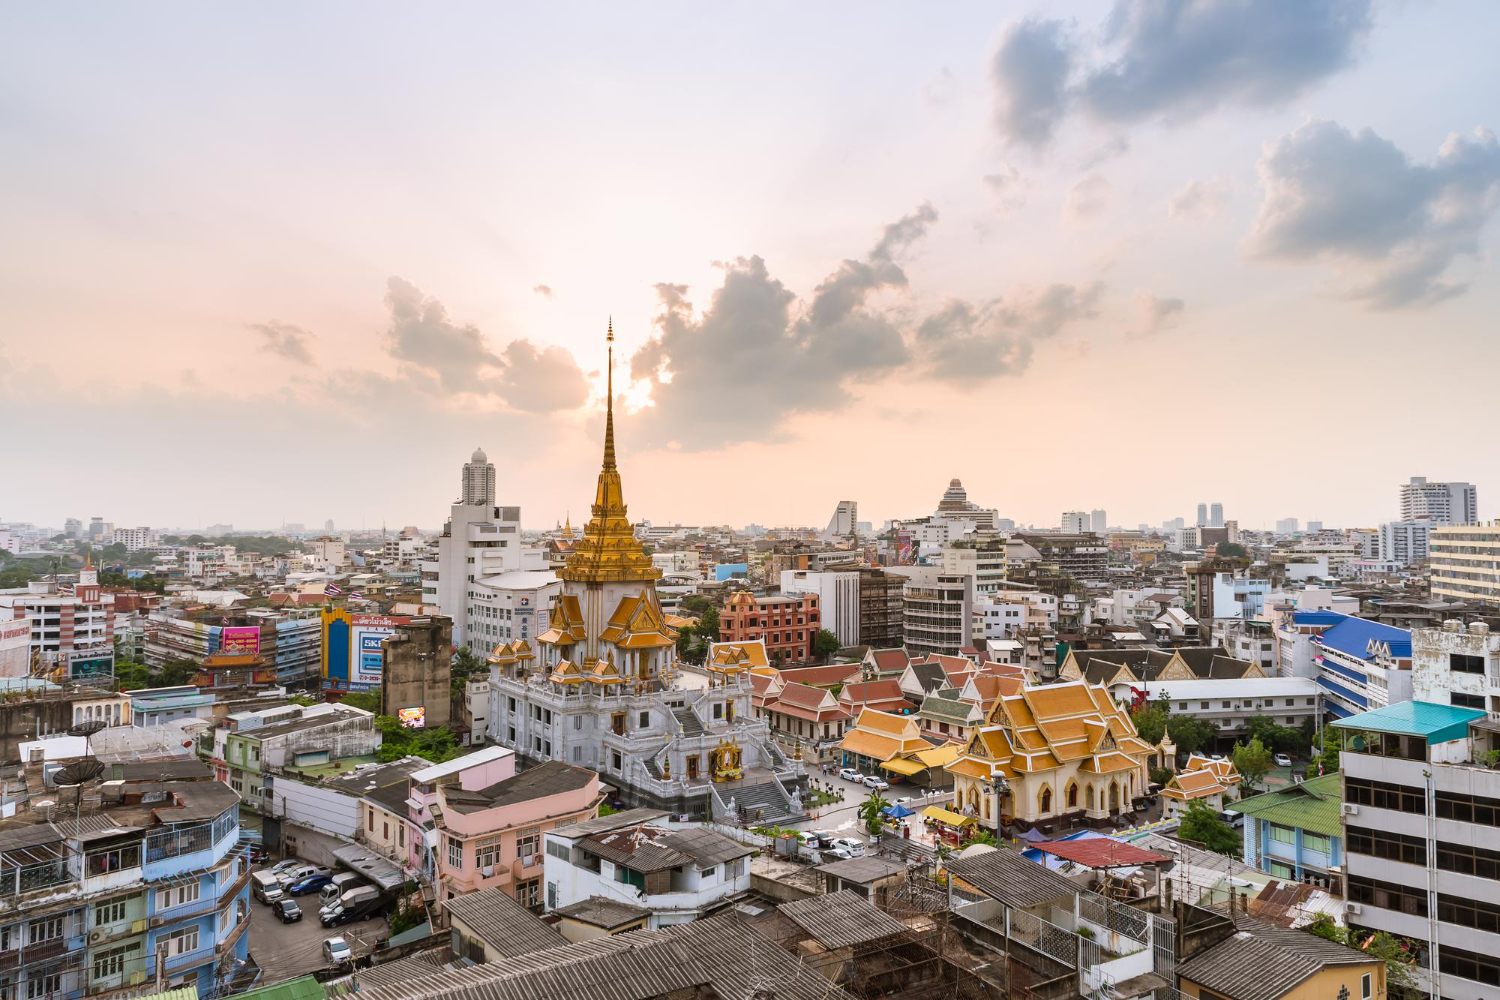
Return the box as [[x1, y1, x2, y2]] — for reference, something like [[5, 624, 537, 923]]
[[603, 317, 617, 472]]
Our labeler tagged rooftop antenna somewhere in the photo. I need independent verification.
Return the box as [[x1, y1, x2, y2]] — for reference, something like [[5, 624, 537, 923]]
[[57, 722, 107, 834]]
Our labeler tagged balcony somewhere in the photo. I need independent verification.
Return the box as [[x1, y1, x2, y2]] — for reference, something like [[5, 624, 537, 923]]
[[162, 944, 214, 972]]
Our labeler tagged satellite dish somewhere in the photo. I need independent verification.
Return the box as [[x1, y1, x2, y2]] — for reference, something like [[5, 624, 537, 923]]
[[54, 758, 105, 786], [69, 720, 109, 739]]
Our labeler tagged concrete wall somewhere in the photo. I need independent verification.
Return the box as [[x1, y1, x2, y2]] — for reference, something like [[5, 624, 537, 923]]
[[381, 616, 453, 730]]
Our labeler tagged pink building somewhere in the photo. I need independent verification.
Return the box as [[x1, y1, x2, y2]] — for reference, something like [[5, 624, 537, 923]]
[[402, 748, 599, 908]]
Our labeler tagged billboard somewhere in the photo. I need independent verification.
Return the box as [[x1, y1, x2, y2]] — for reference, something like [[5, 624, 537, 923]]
[[219, 626, 261, 656], [896, 532, 915, 565], [321, 609, 409, 693], [397, 707, 425, 729], [0, 618, 31, 679]]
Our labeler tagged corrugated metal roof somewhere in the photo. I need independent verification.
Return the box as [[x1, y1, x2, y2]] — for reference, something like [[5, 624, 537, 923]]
[[1228, 773, 1344, 837], [946, 848, 1080, 908], [780, 889, 908, 948], [1330, 699, 1486, 744], [443, 886, 567, 956]]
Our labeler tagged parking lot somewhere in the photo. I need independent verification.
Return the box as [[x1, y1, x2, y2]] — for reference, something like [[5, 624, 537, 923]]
[[247, 875, 388, 984]]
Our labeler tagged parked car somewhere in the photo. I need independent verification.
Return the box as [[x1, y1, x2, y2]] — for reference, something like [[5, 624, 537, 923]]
[[828, 837, 866, 857], [862, 775, 889, 791], [287, 873, 333, 896], [264, 859, 302, 878], [246, 845, 269, 865], [277, 864, 330, 888], [273, 899, 302, 924], [323, 936, 352, 965], [821, 846, 853, 861], [838, 767, 863, 782], [1273, 753, 1293, 768], [251, 871, 286, 905]]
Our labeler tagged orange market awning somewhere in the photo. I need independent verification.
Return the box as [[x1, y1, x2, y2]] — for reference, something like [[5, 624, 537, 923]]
[[921, 806, 975, 827], [880, 757, 926, 776]]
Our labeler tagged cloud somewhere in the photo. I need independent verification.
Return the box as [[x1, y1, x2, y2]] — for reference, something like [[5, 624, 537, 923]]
[[915, 282, 1104, 384], [983, 166, 1028, 212], [921, 66, 958, 108], [1065, 174, 1112, 222], [988, 2, 1371, 148], [383, 276, 504, 393], [497, 340, 589, 413], [1124, 291, 1186, 339], [1248, 120, 1500, 307], [1169, 177, 1233, 222], [533, 284, 553, 298], [377, 276, 589, 409], [628, 206, 936, 450], [989, 18, 1074, 148], [249, 321, 317, 364]]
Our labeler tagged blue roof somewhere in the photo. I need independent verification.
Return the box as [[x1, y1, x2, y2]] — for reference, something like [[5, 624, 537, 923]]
[[1317, 676, 1367, 708], [1331, 700, 1486, 744], [1310, 614, 1411, 660], [1293, 610, 1346, 627]]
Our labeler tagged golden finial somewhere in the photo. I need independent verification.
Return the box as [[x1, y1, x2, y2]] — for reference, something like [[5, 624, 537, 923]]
[[603, 317, 617, 472]]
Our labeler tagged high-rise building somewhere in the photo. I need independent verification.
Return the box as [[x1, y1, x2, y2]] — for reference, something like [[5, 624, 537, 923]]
[[1209, 502, 1224, 527], [781, 568, 859, 646], [63, 517, 81, 538], [1378, 520, 1432, 567], [429, 446, 528, 646], [0, 562, 115, 676], [932, 478, 999, 531], [462, 446, 497, 505], [1334, 700, 1500, 998], [891, 566, 973, 657], [1400, 476, 1477, 525], [1196, 503, 1208, 527], [1061, 511, 1089, 533], [1090, 509, 1107, 533], [1430, 521, 1500, 607], [1276, 517, 1300, 535], [857, 567, 905, 648], [1306, 520, 1324, 533], [823, 499, 857, 537]]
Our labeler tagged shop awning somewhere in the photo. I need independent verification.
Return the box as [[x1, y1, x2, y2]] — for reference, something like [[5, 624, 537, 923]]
[[921, 806, 975, 827], [880, 757, 926, 776]]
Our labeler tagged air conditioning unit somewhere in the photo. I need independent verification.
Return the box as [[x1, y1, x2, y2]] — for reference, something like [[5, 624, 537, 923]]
[[88, 929, 106, 944], [150, 915, 165, 928], [1346, 903, 1362, 916], [1341, 803, 1359, 815]]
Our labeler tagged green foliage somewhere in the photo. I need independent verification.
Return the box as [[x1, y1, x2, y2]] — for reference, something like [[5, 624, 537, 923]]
[[697, 606, 721, 644], [162, 534, 299, 557], [387, 893, 426, 935], [1305, 913, 1345, 943], [1076, 925, 1095, 940], [1231, 736, 1274, 791], [450, 647, 489, 697], [340, 690, 382, 713], [1148, 765, 1175, 786], [1131, 702, 1169, 746], [112, 657, 199, 691], [374, 715, 462, 763], [1365, 931, 1419, 998], [1215, 542, 1248, 560], [598, 802, 620, 816], [1310, 727, 1341, 775], [1166, 715, 1219, 757], [858, 792, 890, 836], [813, 629, 842, 662], [113, 661, 152, 691], [1246, 715, 1309, 756], [288, 694, 318, 707], [962, 828, 998, 848], [1177, 800, 1242, 858], [99, 571, 168, 593], [679, 594, 715, 616]]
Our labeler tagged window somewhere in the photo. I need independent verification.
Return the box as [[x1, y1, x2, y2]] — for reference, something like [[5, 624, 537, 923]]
[[447, 836, 464, 870], [700, 865, 716, 880], [1451, 653, 1486, 674], [516, 827, 540, 861], [1437, 892, 1500, 935], [86, 843, 141, 876], [1439, 944, 1500, 988], [1345, 776, 1425, 814], [1452, 692, 1486, 709], [27, 917, 62, 944], [1270, 824, 1296, 845], [1200, 702, 1209, 710], [612, 751, 622, 771], [156, 882, 199, 909], [546, 840, 570, 861], [516, 878, 540, 908], [547, 882, 558, 909], [27, 975, 59, 1000], [725, 857, 745, 879], [399, 825, 406, 848], [1347, 826, 1425, 865], [1435, 788, 1500, 826], [1436, 839, 1500, 880], [638, 711, 649, 729], [1348, 874, 1427, 916], [476, 836, 502, 869], [713, 703, 723, 720], [383, 821, 390, 840], [573, 715, 583, 730], [95, 899, 127, 926], [1302, 832, 1331, 854], [1360, 973, 1371, 1000], [94, 943, 139, 980], [162, 927, 199, 956], [368, 808, 375, 827]]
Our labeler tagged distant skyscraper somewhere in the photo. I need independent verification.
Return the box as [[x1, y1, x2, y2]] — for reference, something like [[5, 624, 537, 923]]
[[461, 447, 496, 505], [1196, 503, 1208, 527], [824, 500, 858, 537], [1090, 509, 1107, 533], [1306, 521, 1324, 533], [1062, 511, 1089, 533], [1275, 517, 1300, 535], [1209, 503, 1223, 528], [1399, 477, 1477, 525], [1162, 517, 1185, 532]]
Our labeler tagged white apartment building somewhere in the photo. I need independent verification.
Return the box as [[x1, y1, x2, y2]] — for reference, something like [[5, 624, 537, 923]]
[[1097, 587, 1182, 627], [1429, 521, 1500, 608], [779, 568, 859, 646], [1211, 572, 1273, 620], [1142, 676, 1322, 740], [1061, 511, 1089, 533], [888, 566, 973, 656], [110, 526, 157, 551], [1399, 476, 1477, 525], [1411, 619, 1500, 713], [1378, 520, 1432, 567], [542, 811, 753, 928], [938, 543, 1008, 598], [465, 569, 560, 654], [651, 551, 700, 578], [1334, 701, 1500, 1000], [432, 448, 542, 646]]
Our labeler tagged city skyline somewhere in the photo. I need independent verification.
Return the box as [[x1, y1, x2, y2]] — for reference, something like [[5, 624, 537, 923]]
[[3, 2, 1498, 530]]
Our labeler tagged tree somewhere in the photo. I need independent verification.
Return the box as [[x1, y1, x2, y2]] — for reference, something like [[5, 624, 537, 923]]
[[1310, 727, 1340, 775], [962, 828, 998, 848], [1231, 736, 1273, 792], [1305, 913, 1344, 943], [814, 629, 842, 662], [341, 690, 382, 713], [1166, 715, 1218, 757], [858, 792, 890, 836], [374, 714, 462, 763], [1246, 715, 1309, 757], [1365, 932, 1419, 999], [114, 661, 152, 691], [450, 647, 488, 697], [1215, 542, 1248, 560], [1132, 702, 1169, 747], [697, 606, 721, 644], [679, 594, 715, 617], [1177, 800, 1242, 858]]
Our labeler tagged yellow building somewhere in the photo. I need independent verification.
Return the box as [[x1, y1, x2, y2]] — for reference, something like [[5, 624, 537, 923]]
[[943, 680, 1153, 832]]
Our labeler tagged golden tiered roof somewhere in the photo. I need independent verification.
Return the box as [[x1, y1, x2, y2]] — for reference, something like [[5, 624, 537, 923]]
[[559, 320, 661, 586], [599, 590, 677, 648], [487, 642, 517, 665], [537, 594, 587, 645]]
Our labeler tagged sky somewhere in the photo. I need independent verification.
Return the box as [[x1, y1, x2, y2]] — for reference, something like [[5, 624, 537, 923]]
[[2, 1, 1499, 533]]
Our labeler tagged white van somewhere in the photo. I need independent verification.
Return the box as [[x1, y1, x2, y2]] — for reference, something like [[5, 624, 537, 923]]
[[319, 872, 367, 906], [251, 870, 285, 905]]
